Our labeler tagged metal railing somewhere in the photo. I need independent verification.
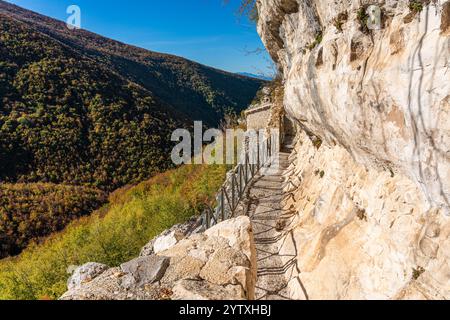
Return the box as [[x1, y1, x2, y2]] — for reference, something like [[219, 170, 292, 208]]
[[202, 134, 278, 229]]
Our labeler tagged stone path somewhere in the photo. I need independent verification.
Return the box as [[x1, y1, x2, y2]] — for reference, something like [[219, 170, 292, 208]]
[[248, 151, 294, 300]]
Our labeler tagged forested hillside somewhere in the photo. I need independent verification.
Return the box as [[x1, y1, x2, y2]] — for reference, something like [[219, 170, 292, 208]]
[[0, 0, 263, 262], [0, 183, 107, 258], [0, 1, 263, 125], [0, 14, 184, 191], [0, 1, 264, 191], [0, 164, 227, 300]]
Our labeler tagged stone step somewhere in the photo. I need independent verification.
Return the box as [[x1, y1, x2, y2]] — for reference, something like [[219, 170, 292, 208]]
[[243, 147, 296, 300]]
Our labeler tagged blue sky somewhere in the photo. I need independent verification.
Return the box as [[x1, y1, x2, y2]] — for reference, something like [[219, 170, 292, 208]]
[[5, 0, 274, 75]]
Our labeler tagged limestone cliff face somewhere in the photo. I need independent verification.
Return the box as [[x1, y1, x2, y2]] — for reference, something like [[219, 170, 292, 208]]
[[256, 0, 450, 299], [258, 0, 450, 211], [280, 134, 449, 299]]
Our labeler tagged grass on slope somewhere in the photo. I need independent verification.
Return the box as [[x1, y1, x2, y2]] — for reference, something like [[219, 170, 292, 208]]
[[0, 164, 227, 300]]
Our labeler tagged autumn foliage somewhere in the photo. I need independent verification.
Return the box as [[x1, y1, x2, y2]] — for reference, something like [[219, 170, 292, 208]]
[[0, 183, 107, 258], [0, 164, 226, 300]]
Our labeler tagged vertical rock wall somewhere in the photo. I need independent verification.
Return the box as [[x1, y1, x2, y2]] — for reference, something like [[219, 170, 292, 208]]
[[257, 0, 450, 211], [256, 0, 450, 299], [280, 134, 449, 299]]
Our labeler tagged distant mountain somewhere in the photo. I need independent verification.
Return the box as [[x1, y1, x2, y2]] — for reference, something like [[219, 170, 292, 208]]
[[0, 1, 264, 191], [237, 72, 273, 81]]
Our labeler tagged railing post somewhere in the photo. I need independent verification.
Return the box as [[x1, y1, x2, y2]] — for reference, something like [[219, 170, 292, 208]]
[[263, 140, 266, 166], [245, 154, 248, 184], [269, 136, 272, 158], [239, 165, 243, 194], [231, 173, 236, 215], [206, 132, 280, 229], [221, 188, 225, 221], [257, 139, 260, 170]]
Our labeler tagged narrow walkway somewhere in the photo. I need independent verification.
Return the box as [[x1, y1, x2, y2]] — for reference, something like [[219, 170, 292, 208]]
[[249, 150, 294, 300]]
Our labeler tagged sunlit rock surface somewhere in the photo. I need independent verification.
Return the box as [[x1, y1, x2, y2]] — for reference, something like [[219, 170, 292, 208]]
[[258, 0, 450, 211], [279, 133, 449, 299], [60, 217, 256, 300], [257, 0, 450, 299]]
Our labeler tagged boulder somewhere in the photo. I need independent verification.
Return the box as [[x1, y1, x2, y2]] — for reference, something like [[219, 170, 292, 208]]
[[61, 267, 168, 300], [205, 216, 256, 264], [61, 217, 256, 300], [199, 247, 250, 286], [67, 262, 109, 290], [120, 255, 170, 286], [172, 279, 246, 300], [153, 230, 185, 254], [140, 216, 201, 257], [164, 216, 257, 300]]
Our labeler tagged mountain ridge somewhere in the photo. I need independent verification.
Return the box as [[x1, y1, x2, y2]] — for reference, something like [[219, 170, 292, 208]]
[[237, 72, 273, 81], [0, 0, 264, 191], [0, 0, 265, 125]]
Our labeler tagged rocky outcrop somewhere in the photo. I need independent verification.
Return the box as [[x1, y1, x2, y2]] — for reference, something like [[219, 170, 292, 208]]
[[256, 0, 450, 299], [60, 216, 256, 300], [139, 216, 201, 257], [67, 263, 109, 291], [120, 256, 170, 287], [257, 0, 450, 212], [278, 133, 449, 299]]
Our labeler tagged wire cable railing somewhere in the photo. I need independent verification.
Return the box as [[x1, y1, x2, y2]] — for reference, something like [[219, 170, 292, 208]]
[[202, 134, 279, 229]]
